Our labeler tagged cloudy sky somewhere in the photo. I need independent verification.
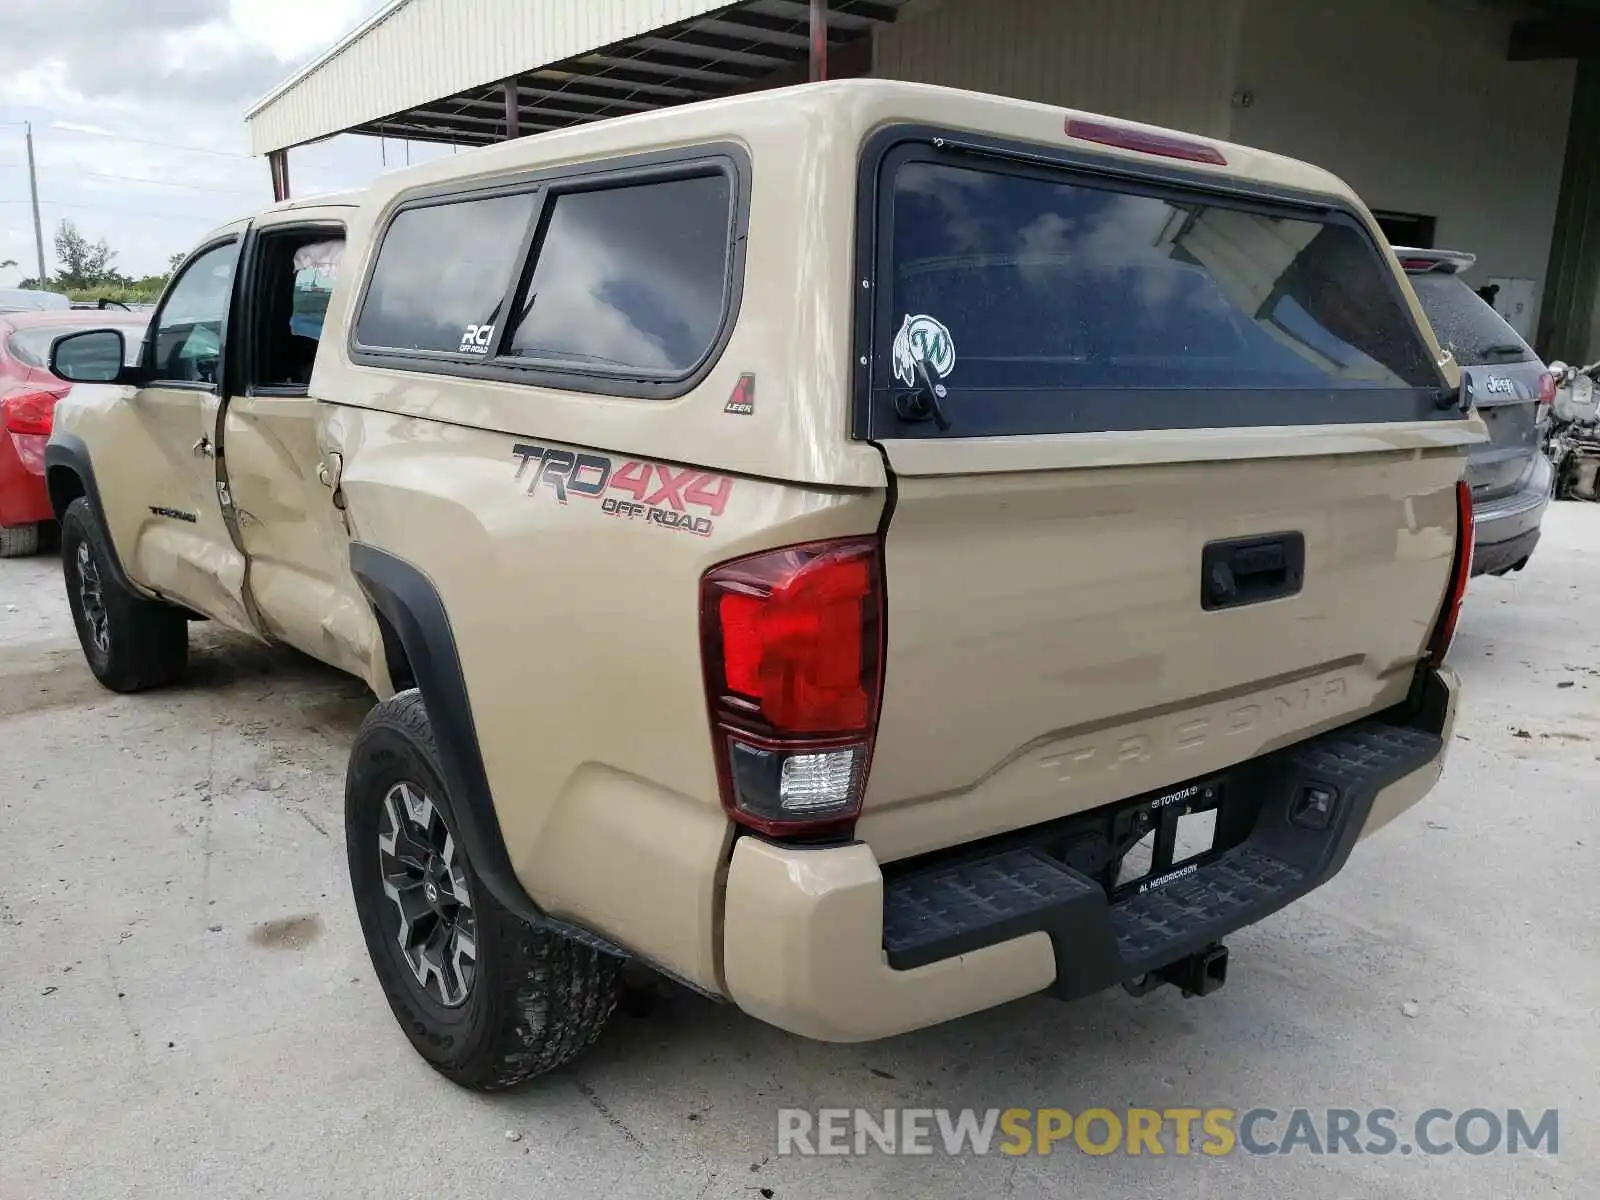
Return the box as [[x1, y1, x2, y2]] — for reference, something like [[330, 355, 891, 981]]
[[0, 0, 455, 282]]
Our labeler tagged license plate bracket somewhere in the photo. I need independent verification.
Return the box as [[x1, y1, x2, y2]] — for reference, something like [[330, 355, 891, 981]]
[[1109, 776, 1227, 899]]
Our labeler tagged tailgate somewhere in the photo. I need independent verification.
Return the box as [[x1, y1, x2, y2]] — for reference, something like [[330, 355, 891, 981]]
[[851, 132, 1476, 863], [858, 441, 1462, 862]]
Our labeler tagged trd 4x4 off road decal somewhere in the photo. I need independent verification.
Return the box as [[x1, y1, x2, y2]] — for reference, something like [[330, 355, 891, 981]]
[[511, 443, 732, 537]]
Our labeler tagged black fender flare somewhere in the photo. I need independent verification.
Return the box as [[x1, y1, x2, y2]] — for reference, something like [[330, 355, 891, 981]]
[[44, 434, 142, 598], [347, 542, 546, 927]]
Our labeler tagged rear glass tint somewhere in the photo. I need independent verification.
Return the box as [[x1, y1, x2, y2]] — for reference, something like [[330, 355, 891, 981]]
[[506, 173, 732, 375], [1409, 272, 1534, 367], [875, 159, 1443, 434], [356, 192, 536, 354]]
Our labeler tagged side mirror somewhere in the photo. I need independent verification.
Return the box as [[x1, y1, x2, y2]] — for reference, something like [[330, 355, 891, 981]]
[[49, 328, 130, 385]]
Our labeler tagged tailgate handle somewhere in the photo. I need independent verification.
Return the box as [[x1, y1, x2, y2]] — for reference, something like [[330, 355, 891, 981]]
[[1201, 533, 1304, 611]]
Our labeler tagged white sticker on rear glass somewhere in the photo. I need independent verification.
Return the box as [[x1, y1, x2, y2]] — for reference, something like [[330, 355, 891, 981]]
[[458, 323, 494, 355], [892, 313, 956, 388]]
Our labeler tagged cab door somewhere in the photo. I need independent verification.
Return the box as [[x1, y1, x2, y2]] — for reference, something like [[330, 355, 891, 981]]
[[211, 217, 379, 683], [121, 237, 255, 633]]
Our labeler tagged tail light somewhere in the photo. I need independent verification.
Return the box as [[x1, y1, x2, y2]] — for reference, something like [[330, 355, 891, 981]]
[[1, 389, 57, 437], [1426, 480, 1474, 668], [1536, 370, 1556, 423], [700, 536, 885, 838]]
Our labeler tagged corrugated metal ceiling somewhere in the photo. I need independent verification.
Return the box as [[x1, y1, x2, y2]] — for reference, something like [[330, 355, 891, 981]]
[[246, 0, 912, 155]]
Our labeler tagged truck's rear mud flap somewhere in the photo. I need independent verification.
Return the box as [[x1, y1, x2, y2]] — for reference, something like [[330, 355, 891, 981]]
[[879, 699, 1445, 1000]]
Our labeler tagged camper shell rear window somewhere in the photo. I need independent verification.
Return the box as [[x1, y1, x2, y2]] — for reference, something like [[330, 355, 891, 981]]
[[853, 130, 1451, 439]]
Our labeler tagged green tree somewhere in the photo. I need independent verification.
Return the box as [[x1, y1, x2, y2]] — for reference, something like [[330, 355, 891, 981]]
[[52, 219, 123, 290]]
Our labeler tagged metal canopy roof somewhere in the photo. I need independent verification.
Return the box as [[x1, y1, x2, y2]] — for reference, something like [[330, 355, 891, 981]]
[[246, 0, 912, 155]]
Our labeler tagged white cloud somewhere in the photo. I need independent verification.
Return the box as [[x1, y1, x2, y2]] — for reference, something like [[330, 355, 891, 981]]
[[3, 63, 73, 111], [51, 121, 117, 138], [0, 0, 447, 283], [228, 0, 372, 62]]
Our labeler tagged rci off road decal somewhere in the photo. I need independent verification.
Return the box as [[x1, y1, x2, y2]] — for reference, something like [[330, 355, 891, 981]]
[[459, 324, 494, 355], [511, 443, 732, 537]]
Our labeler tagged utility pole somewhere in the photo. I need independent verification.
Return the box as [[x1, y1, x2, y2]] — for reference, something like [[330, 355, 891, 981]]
[[24, 122, 47, 286]]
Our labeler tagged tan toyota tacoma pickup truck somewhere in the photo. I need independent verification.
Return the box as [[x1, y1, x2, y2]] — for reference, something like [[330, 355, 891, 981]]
[[43, 81, 1476, 1091]]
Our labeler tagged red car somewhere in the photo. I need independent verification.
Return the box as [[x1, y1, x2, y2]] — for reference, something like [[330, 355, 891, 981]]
[[0, 310, 147, 556]]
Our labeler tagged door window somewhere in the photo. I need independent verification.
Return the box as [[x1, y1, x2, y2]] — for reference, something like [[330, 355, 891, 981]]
[[152, 241, 239, 385], [248, 232, 345, 390]]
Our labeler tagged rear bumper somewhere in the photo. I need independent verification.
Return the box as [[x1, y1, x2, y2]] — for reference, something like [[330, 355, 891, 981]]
[[722, 669, 1458, 1042], [1470, 455, 1550, 575], [1472, 525, 1541, 577]]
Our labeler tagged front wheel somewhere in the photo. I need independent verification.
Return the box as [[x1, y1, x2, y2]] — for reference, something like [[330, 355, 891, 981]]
[[60, 498, 188, 692], [346, 691, 620, 1090]]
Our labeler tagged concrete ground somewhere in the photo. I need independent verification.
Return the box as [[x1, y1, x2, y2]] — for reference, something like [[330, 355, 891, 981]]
[[2, 506, 1595, 1200]]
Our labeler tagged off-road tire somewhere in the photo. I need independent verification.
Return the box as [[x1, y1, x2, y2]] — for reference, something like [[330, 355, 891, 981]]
[[347, 690, 620, 1090], [0, 522, 39, 557], [60, 497, 188, 692]]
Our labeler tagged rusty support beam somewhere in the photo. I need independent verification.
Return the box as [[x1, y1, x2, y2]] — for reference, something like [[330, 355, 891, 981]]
[[810, 0, 828, 82], [268, 148, 290, 202], [503, 78, 520, 139]]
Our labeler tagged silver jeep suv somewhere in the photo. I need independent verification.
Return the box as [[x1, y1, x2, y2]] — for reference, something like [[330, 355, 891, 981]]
[[1397, 247, 1553, 576]]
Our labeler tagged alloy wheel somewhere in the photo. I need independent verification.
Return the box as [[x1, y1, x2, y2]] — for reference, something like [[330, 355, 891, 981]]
[[378, 781, 477, 1007], [75, 542, 111, 655]]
